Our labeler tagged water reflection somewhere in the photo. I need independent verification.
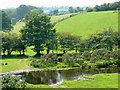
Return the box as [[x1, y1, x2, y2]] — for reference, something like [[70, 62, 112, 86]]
[[15, 68, 118, 85]]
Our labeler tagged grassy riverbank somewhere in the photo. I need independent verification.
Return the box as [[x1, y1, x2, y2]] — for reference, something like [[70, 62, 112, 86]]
[[58, 73, 118, 88], [25, 73, 118, 88]]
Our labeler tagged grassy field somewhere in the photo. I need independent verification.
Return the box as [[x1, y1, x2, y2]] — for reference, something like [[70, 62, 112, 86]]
[[60, 73, 118, 88], [50, 13, 75, 23], [12, 13, 74, 34], [55, 11, 118, 39], [12, 11, 118, 39], [1, 58, 35, 72]]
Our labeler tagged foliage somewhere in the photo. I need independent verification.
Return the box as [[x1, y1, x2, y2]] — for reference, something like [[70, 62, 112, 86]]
[[30, 54, 58, 67], [20, 14, 55, 55], [1, 10, 13, 31], [16, 4, 30, 20], [94, 2, 119, 11], [1, 74, 26, 89], [2, 32, 26, 55], [58, 32, 81, 54]]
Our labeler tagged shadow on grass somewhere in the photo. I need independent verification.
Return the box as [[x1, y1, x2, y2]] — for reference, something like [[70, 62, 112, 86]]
[[2, 55, 29, 60]]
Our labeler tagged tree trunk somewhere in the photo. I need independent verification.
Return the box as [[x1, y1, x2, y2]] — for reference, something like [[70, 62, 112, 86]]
[[63, 50, 66, 54], [20, 51, 21, 55], [7, 51, 11, 56], [47, 49, 50, 54], [23, 49, 25, 55], [36, 51, 41, 55], [76, 46, 78, 54]]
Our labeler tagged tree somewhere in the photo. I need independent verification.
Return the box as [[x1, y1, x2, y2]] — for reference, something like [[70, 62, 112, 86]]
[[11, 18, 17, 25], [14, 35, 26, 55], [2, 32, 19, 55], [2, 10, 13, 31], [76, 7, 83, 12], [20, 14, 54, 56], [58, 32, 80, 54], [53, 9, 59, 15], [31, 8, 44, 15], [68, 7, 74, 13], [16, 4, 30, 20], [86, 7, 93, 12], [45, 30, 58, 54]]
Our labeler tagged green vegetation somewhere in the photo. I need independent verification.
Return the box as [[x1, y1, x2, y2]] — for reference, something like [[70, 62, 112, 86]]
[[55, 11, 118, 38], [60, 73, 118, 88], [1, 74, 26, 88], [12, 22, 25, 34], [26, 83, 53, 88], [1, 58, 34, 72], [50, 13, 74, 23]]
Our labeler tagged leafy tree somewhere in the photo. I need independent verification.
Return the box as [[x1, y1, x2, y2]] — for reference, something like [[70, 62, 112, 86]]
[[16, 4, 30, 20], [20, 14, 54, 56], [2, 32, 20, 55], [86, 7, 93, 12], [45, 30, 58, 54], [31, 8, 44, 15], [58, 32, 80, 54], [76, 7, 83, 12], [11, 18, 17, 25], [68, 7, 74, 13], [14, 35, 26, 55], [2, 10, 13, 31], [53, 9, 59, 15]]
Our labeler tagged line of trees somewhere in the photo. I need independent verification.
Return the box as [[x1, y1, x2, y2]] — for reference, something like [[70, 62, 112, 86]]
[[86, 1, 119, 12], [3, 5, 44, 25], [1, 10, 119, 57]]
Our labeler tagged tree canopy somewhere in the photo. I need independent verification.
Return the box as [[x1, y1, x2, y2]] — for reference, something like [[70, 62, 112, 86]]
[[20, 14, 55, 55], [2, 10, 13, 31]]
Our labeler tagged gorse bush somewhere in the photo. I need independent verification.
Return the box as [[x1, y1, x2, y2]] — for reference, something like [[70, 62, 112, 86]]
[[1, 74, 26, 89]]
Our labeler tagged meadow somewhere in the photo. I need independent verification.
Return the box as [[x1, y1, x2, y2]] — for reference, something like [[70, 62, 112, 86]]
[[60, 73, 118, 88], [12, 11, 118, 39], [12, 13, 74, 34], [55, 11, 118, 39]]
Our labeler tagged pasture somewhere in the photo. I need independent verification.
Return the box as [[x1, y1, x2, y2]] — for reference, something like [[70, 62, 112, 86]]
[[55, 11, 118, 39]]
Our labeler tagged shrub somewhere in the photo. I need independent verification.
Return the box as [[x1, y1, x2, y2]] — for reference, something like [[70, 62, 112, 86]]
[[30, 54, 58, 68], [0, 74, 26, 89], [82, 51, 91, 61], [62, 53, 76, 66]]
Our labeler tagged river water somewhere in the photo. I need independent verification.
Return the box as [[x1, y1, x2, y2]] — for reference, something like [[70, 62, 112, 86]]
[[13, 67, 118, 85]]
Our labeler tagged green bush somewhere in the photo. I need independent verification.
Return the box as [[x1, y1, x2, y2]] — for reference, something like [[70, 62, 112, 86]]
[[0, 74, 26, 89], [30, 54, 58, 68]]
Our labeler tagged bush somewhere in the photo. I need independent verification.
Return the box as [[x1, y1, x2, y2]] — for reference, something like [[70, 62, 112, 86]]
[[0, 74, 26, 89], [82, 51, 91, 61], [62, 53, 76, 66], [30, 54, 58, 68]]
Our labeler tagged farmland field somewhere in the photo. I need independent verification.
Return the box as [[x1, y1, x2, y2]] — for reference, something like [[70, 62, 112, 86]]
[[13, 11, 118, 39], [55, 11, 118, 39], [12, 13, 74, 34]]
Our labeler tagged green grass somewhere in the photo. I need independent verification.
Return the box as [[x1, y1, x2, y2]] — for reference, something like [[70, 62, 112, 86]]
[[0, 58, 35, 73], [12, 13, 74, 34], [60, 73, 118, 88], [26, 83, 53, 88], [50, 13, 75, 23], [0, 58, 73, 73], [55, 11, 118, 39]]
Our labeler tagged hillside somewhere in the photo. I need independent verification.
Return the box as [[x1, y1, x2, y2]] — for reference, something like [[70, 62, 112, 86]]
[[12, 11, 118, 39], [12, 13, 74, 33], [55, 11, 118, 39]]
